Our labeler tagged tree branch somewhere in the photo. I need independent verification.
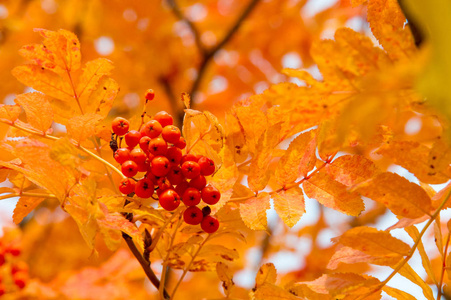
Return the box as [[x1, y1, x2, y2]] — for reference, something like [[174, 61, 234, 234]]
[[122, 232, 170, 299]]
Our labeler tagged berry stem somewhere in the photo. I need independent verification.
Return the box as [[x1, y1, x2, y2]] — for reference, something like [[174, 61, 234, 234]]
[[0, 192, 57, 201], [122, 232, 170, 299]]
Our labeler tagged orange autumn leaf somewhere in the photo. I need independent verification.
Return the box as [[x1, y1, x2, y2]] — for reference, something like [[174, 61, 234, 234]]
[[216, 262, 234, 297], [272, 187, 305, 228], [66, 113, 103, 144], [377, 141, 450, 184], [255, 263, 277, 287], [15, 92, 54, 133], [356, 172, 433, 218], [275, 129, 317, 186], [239, 192, 270, 231], [77, 58, 114, 105], [303, 172, 364, 216], [337, 226, 410, 257], [0, 104, 21, 123], [247, 123, 281, 192], [326, 155, 380, 186], [327, 246, 403, 269], [13, 194, 46, 224]]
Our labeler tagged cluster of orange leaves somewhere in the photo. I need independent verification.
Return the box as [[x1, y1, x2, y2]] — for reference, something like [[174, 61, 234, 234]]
[[0, 0, 450, 299]]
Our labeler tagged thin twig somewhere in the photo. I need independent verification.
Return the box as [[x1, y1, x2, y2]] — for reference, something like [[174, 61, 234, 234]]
[[438, 231, 451, 300], [122, 232, 170, 299]]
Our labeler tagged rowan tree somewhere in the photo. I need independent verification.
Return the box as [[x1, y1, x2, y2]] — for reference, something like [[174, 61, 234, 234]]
[[0, 0, 450, 299]]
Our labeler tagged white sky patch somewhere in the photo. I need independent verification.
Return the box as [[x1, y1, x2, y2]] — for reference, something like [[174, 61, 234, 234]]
[[94, 36, 115, 56]]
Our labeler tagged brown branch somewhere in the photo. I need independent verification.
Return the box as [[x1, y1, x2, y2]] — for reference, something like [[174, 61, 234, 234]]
[[122, 233, 170, 299]]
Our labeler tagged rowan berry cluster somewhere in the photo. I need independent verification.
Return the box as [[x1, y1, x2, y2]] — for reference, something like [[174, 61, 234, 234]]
[[111, 90, 220, 233], [0, 243, 28, 295]]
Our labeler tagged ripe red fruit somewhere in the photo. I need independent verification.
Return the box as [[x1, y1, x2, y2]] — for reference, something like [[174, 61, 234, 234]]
[[182, 187, 202, 206], [159, 189, 181, 211], [121, 160, 138, 177], [189, 175, 207, 190], [0, 253, 5, 266], [135, 178, 154, 198], [151, 156, 170, 177], [139, 136, 152, 152], [137, 158, 151, 172], [181, 153, 198, 164], [130, 148, 147, 165], [149, 137, 168, 156], [166, 146, 183, 165], [201, 216, 219, 233], [201, 185, 221, 205], [125, 130, 141, 148], [174, 181, 189, 197], [13, 274, 27, 289], [167, 166, 184, 185], [183, 206, 203, 225], [112, 117, 130, 136], [157, 177, 173, 192], [181, 161, 201, 179], [145, 89, 155, 101], [0, 284, 5, 296], [198, 156, 215, 176], [175, 136, 186, 149], [114, 148, 131, 164], [154, 111, 173, 128], [162, 125, 181, 144], [141, 120, 163, 138], [11, 261, 28, 275], [119, 178, 136, 194]]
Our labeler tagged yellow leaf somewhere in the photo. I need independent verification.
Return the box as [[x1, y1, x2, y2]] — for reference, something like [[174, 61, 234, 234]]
[[234, 102, 267, 154], [15, 92, 54, 133], [181, 92, 190, 109], [255, 263, 277, 287], [248, 123, 281, 192], [275, 130, 317, 186], [239, 192, 270, 231], [377, 140, 449, 184], [356, 172, 433, 218], [327, 246, 403, 269], [224, 112, 248, 163], [77, 58, 114, 103], [273, 187, 305, 228], [49, 137, 80, 169], [98, 211, 142, 251], [197, 244, 239, 262], [338, 226, 410, 256], [82, 77, 118, 118], [252, 283, 300, 300], [367, 0, 416, 60], [12, 65, 74, 102], [13, 194, 46, 224], [326, 155, 380, 186], [397, 263, 435, 300], [216, 262, 234, 297], [383, 286, 418, 300], [0, 104, 21, 123], [67, 113, 103, 144], [303, 172, 364, 216], [33, 28, 81, 73]]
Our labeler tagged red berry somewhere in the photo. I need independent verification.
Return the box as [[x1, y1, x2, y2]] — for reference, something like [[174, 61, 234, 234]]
[[8, 246, 21, 257], [11, 261, 28, 275], [151, 156, 170, 177], [201, 216, 219, 233], [141, 120, 163, 138], [157, 177, 173, 192], [13, 273, 27, 289], [119, 178, 136, 194], [0, 284, 5, 296], [159, 189, 181, 211], [198, 156, 215, 176], [175, 136, 187, 149], [181, 161, 201, 179], [145, 89, 155, 101], [149, 137, 168, 156], [130, 148, 147, 165], [189, 175, 206, 190], [139, 136, 152, 152], [125, 130, 142, 148], [121, 160, 139, 177], [167, 166, 184, 185], [174, 181, 189, 197], [135, 178, 154, 198], [145, 172, 160, 185], [162, 125, 181, 144], [182, 187, 202, 206], [137, 158, 151, 172], [154, 111, 173, 128], [114, 148, 131, 164], [201, 185, 221, 205], [0, 253, 5, 266], [181, 153, 198, 164], [183, 206, 203, 225], [166, 146, 183, 165], [112, 117, 130, 136]]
